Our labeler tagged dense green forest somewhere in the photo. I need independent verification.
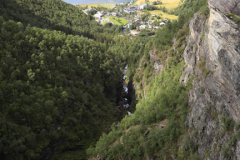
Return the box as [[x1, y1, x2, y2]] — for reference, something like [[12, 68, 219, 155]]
[[0, 0, 125, 46], [0, 0, 210, 159], [0, 17, 124, 159], [0, 0, 152, 159]]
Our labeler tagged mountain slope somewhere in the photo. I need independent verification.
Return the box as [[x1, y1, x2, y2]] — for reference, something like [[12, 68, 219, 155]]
[[181, 0, 240, 159]]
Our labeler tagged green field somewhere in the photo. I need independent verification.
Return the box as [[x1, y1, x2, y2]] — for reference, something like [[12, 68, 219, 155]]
[[135, 0, 180, 5], [156, 3, 179, 10], [78, 3, 115, 9], [135, 0, 180, 21], [149, 10, 178, 20], [135, 0, 180, 11], [109, 17, 129, 26]]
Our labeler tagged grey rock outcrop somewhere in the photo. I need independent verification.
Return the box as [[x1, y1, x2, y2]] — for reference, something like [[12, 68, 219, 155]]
[[180, 0, 240, 159], [153, 61, 164, 75], [149, 49, 164, 76], [209, 0, 240, 16]]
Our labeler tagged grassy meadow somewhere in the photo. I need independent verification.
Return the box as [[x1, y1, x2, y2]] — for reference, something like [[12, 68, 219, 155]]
[[156, 3, 179, 10], [149, 10, 178, 20], [135, 0, 180, 11], [109, 16, 129, 26], [135, 0, 180, 5], [134, 0, 180, 20], [78, 3, 115, 9]]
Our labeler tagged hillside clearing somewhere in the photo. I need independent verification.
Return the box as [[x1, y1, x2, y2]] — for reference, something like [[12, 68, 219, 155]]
[[109, 17, 129, 26], [134, 0, 180, 5], [156, 3, 179, 10], [149, 10, 178, 20]]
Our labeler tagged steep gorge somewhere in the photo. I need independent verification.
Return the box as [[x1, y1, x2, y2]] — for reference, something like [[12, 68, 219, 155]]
[[181, 0, 240, 158]]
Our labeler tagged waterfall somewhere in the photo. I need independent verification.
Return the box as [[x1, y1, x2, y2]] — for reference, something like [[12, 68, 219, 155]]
[[123, 65, 131, 115]]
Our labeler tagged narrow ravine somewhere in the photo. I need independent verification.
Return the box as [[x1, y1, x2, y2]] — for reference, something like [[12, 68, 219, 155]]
[[123, 65, 131, 115]]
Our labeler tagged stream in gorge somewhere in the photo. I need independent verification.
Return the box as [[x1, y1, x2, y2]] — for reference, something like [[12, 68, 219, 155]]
[[122, 65, 131, 115]]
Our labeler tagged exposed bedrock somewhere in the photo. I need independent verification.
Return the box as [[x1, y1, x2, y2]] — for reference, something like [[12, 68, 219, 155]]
[[180, 0, 240, 158]]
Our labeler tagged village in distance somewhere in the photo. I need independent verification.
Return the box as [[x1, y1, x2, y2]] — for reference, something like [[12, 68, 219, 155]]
[[77, 0, 179, 37]]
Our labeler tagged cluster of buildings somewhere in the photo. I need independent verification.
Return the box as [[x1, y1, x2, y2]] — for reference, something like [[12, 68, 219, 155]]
[[123, 4, 147, 14], [129, 19, 166, 36], [123, 6, 138, 14], [122, 0, 163, 14], [93, 11, 119, 20], [81, 0, 173, 38], [82, 0, 168, 33], [82, 8, 118, 21]]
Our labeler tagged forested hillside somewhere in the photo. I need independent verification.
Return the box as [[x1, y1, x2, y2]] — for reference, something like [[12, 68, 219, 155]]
[[0, 0, 150, 159], [0, 0, 124, 45], [0, 18, 122, 159]]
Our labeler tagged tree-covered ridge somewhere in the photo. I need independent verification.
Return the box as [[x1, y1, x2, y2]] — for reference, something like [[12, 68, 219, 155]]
[[0, 0, 123, 45], [172, 0, 209, 22], [1, 0, 89, 33], [0, 17, 124, 159]]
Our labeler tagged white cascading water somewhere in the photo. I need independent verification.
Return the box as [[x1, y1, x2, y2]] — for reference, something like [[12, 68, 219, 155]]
[[123, 65, 131, 115]]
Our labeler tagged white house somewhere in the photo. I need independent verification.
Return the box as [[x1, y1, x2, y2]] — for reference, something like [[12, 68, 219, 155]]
[[139, 4, 147, 9], [124, 6, 138, 14], [151, 14, 156, 17], [130, 30, 139, 36], [159, 22, 165, 26], [94, 11, 103, 20], [140, 25, 146, 29]]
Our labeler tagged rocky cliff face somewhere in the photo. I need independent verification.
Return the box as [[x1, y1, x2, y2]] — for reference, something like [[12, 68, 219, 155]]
[[181, 0, 240, 159], [209, 0, 240, 16]]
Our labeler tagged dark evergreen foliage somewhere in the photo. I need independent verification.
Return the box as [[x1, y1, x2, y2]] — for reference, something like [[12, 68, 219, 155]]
[[0, 17, 125, 159]]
